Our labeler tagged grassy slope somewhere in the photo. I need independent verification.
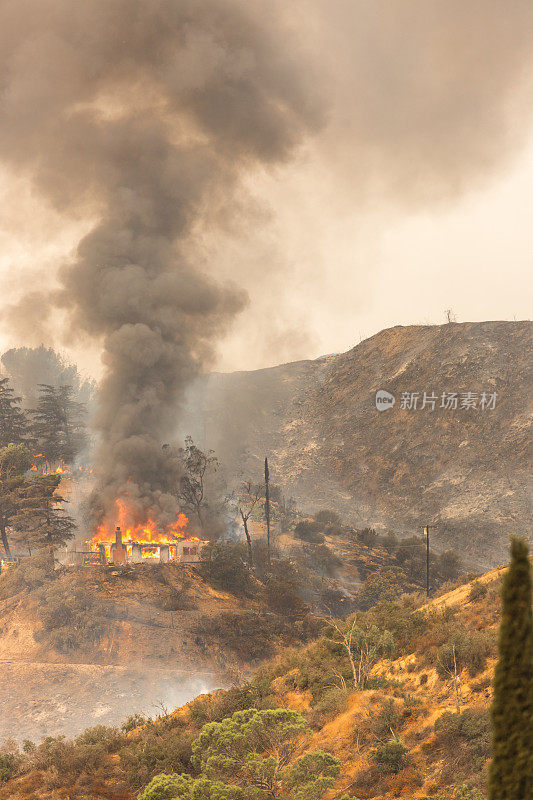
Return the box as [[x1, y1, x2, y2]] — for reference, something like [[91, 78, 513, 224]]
[[0, 565, 508, 800]]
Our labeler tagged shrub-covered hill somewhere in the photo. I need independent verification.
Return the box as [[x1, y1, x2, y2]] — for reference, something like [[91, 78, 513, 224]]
[[0, 564, 510, 800], [0, 525, 466, 743]]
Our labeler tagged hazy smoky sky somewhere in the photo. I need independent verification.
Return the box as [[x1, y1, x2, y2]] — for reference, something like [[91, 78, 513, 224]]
[[0, 2, 532, 384]]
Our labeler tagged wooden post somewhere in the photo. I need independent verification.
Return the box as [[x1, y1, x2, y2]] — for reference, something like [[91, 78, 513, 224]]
[[265, 457, 271, 565], [424, 525, 430, 597]]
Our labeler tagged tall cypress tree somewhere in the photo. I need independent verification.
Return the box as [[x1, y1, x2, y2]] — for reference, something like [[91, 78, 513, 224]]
[[11, 474, 76, 554], [0, 377, 28, 447], [489, 537, 532, 800], [31, 384, 86, 463]]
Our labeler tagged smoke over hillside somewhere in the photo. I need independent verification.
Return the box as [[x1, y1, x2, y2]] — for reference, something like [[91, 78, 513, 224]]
[[0, 0, 323, 527], [0, 1, 532, 527]]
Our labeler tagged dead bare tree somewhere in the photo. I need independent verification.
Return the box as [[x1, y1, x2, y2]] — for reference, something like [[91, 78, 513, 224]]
[[239, 479, 261, 567], [177, 436, 218, 530], [322, 612, 394, 690], [437, 643, 462, 714], [444, 308, 457, 324]]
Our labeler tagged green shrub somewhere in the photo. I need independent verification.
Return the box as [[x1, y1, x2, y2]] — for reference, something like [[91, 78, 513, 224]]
[[355, 571, 406, 611], [34, 583, 107, 653], [294, 521, 325, 543], [119, 728, 193, 788], [122, 713, 151, 733], [438, 550, 462, 582], [371, 699, 400, 737], [380, 532, 398, 553], [302, 544, 341, 577], [436, 630, 494, 678], [0, 550, 55, 600], [371, 739, 408, 773], [313, 510, 341, 527], [138, 772, 192, 800], [365, 602, 427, 650], [434, 709, 491, 758], [454, 783, 486, 800], [199, 542, 253, 595], [192, 612, 282, 661], [308, 686, 349, 726], [357, 528, 377, 547], [468, 581, 488, 602], [0, 753, 19, 783], [264, 561, 307, 616]]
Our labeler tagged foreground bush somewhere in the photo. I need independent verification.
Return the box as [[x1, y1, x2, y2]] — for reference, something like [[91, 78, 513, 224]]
[[434, 710, 491, 759], [436, 629, 494, 679], [370, 739, 408, 774], [140, 708, 341, 800]]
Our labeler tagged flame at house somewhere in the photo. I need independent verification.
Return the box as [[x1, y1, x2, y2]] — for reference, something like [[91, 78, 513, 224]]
[[84, 497, 205, 566]]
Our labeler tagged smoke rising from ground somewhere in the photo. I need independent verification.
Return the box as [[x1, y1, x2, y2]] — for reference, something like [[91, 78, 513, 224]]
[[0, 1, 532, 523], [0, 0, 323, 526]]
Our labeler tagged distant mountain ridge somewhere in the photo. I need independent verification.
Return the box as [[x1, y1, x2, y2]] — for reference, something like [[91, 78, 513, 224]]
[[185, 321, 532, 566]]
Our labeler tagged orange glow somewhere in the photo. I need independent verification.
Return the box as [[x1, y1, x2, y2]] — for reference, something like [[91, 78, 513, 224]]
[[87, 497, 189, 549], [30, 464, 38, 471]]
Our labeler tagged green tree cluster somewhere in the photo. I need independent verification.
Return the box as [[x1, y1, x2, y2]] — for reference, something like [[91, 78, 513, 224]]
[[139, 709, 340, 800], [30, 383, 87, 463], [0, 378, 28, 447], [0, 443, 75, 556]]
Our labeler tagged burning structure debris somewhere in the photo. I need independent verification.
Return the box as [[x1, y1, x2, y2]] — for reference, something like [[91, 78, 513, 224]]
[[69, 497, 207, 567], [74, 525, 206, 567]]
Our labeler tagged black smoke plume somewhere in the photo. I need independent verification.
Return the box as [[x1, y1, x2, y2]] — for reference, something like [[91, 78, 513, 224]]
[[0, 0, 322, 528]]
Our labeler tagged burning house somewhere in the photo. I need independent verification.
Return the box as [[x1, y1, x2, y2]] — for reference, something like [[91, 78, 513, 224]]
[[69, 499, 208, 567], [91, 525, 206, 566]]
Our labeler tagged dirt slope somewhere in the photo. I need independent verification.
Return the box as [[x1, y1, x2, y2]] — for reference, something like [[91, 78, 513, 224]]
[[186, 321, 532, 566], [0, 563, 261, 741]]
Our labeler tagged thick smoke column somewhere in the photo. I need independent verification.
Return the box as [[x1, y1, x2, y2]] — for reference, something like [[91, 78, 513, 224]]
[[0, 0, 322, 526], [1, 1, 532, 526]]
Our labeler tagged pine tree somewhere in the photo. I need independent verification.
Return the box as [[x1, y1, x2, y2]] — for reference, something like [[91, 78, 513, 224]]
[[31, 384, 86, 463], [0, 444, 32, 556], [11, 474, 76, 553], [489, 537, 532, 800], [0, 377, 28, 447]]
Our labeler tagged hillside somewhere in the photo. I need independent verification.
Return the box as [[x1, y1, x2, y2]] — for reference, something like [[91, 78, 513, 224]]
[[0, 524, 466, 744], [185, 321, 532, 566], [0, 557, 309, 742], [0, 562, 513, 800]]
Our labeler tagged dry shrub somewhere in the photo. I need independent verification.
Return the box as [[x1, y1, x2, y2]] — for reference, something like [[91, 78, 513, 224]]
[[390, 765, 424, 794]]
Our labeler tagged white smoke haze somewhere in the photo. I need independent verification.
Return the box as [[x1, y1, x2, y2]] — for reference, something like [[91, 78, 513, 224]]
[[0, 0, 532, 524]]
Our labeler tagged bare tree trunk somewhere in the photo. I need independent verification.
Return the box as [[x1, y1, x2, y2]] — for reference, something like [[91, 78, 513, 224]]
[[240, 509, 254, 567], [453, 645, 461, 714], [264, 457, 271, 565], [0, 518, 11, 556]]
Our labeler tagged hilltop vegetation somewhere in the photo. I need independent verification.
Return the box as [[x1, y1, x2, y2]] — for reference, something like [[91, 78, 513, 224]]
[[0, 562, 511, 800]]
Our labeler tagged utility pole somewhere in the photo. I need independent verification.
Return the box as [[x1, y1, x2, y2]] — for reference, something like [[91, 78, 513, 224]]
[[265, 457, 271, 565], [423, 525, 430, 597]]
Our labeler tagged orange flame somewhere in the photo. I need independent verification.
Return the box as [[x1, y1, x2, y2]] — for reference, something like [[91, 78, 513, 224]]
[[88, 497, 189, 548]]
